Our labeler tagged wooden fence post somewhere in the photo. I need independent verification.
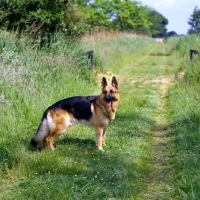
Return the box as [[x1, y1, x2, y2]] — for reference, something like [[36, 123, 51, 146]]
[[190, 49, 199, 61], [82, 50, 94, 70]]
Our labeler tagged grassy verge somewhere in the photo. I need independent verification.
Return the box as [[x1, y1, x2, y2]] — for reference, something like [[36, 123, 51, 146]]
[[168, 82, 200, 199], [167, 34, 200, 199], [81, 32, 154, 74]]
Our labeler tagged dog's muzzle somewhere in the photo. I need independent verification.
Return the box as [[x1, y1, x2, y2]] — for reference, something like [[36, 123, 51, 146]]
[[105, 96, 114, 107]]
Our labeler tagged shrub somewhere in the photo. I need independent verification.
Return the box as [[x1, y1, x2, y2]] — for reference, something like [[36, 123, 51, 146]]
[[0, 0, 89, 42]]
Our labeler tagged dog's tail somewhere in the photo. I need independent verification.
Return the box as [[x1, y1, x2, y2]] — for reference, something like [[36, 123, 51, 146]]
[[31, 118, 49, 147]]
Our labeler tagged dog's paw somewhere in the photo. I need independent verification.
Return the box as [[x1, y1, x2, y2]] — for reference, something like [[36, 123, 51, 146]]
[[97, 146, 104, 151]]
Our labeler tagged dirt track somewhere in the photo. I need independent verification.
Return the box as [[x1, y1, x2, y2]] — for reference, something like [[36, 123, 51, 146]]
[[118, 43, 177, 199]]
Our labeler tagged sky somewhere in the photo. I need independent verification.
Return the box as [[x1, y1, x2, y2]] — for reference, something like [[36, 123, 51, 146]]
[[140, 0, 199, 35]]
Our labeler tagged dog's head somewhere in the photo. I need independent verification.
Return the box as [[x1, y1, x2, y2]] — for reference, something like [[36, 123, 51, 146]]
[[100, 76, 119, 109]]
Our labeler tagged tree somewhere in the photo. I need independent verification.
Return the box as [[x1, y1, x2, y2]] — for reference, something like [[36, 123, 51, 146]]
[[166, 31, 177, 37], [147, 7, 168, 37], [188, 6, 200, 34], [111, 0, 151, 33], [0, 0, 169, 40], [83, 0, 111, 29], [80, 0, 151, 33], [0, 0, 89, 41]]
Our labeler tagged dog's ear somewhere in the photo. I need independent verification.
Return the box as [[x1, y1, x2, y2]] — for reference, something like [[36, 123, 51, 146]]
[[111, 76, 118, 89], [101, 77, 107, 88]]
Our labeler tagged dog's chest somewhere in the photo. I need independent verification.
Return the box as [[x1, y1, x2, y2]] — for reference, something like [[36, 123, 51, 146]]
[[91, 104, 110, 126]]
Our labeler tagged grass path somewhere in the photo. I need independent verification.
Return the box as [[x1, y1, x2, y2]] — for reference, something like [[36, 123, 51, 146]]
[[144, 77, 173, 199], [0, 38, 183, 199], [115, 43, 178, 199]]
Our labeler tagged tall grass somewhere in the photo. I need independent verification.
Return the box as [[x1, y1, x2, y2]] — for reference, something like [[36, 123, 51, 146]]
[[0, 31, 155, 199], [0, 31, 98, 196], [81, 32, 154, 74], [1, 33, 97, 134], [175, 34, 200, 56], [167, 33, 200, 199], [168, 34, 200, 82]]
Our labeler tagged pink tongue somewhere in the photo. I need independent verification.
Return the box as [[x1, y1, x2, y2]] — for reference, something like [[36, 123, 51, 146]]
[[106, 102, 111, 107]]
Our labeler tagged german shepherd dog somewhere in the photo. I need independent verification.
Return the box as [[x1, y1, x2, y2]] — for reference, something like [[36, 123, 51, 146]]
[[31, 76, 119, 151]]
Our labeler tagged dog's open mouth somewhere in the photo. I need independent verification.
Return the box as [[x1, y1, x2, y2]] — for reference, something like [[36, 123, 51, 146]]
[[106, 101, 112, 107], [105, 96, 115, 108], [105, 98, 114, 108]]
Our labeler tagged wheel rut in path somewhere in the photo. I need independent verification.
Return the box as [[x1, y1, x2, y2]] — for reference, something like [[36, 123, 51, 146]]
[[144, 76, 173, 199], [123, 44, 176, 199]]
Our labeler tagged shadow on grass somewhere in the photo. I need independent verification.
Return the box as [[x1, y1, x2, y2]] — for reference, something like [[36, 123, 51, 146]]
[[149, 47, 175, 57], [26, 137, 95, 152], [111, 112, 156, 137], [168, 114, 200, 151], [58, 137, 95, 147], [150, 53, 171, 56], [1, 139, 150, 199], [0, 112, 155, 199]]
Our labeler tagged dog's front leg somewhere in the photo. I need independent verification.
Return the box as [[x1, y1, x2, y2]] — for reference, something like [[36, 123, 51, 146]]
[[95, 126, 104, 151], [102, 127, 106, 145]]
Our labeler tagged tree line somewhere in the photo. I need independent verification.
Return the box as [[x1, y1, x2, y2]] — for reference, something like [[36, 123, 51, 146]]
[[0, 0, 199, 42], [0, 0, 168, 40], [188, 6, 200, 34]]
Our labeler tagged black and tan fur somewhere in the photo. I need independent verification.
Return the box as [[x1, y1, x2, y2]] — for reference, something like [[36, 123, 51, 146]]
[[31, 76, 119, 151]]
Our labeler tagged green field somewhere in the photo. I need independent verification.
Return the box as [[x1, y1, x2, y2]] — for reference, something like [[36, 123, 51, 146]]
[[1, 32, 200, 199]]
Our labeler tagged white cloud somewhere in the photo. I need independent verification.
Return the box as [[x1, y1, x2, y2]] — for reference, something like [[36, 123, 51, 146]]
[[153, 0, 178, 8]]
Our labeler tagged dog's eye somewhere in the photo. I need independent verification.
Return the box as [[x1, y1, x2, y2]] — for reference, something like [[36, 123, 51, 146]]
[[110, 90, 115, 93], [103, 91, 107, 94]]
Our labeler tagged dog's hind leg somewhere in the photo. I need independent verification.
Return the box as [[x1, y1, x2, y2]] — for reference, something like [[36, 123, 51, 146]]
[[45, 134, 56, 150], [45, 109, 69, 150], [45, 126, 67, 150]]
